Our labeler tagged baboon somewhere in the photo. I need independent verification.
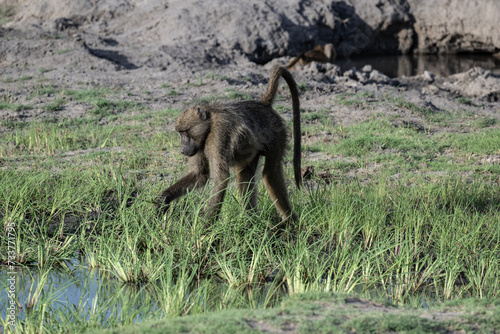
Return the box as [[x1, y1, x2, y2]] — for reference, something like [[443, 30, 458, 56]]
[[287, 43, 336, 70], [156, 66, 301, 225]]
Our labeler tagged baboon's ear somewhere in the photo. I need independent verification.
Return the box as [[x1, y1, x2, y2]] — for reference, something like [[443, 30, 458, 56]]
[[197, 108, 209, 121]]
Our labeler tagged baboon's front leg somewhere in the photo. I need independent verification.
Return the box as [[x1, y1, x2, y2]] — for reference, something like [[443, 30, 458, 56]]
[[205, 166, 231, 222], [156, 152, 209, 214], [155, 172, 209, 213]]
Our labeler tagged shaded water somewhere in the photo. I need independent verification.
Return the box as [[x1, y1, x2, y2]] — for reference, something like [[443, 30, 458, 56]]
[[0, 259, 284, 327], [1, 260, 442, 326], [0, 259, 128, 323], [337, 54, 500, 78]]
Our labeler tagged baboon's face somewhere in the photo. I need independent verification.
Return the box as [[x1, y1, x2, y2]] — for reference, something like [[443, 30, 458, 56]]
[[179, 131, 198, 156], [175, 107, 211, 157]]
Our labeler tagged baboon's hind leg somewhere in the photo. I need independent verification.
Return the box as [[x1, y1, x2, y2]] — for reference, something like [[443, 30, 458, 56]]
[[235, 156, 260, 212], [262, 156, 295, 223]]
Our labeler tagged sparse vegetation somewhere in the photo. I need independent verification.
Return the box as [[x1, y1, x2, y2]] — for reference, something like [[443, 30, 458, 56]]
[[0, 84, 499, 332], [393, 97, 434, 116], [38, 67, 53, 74], [2, 0, 500, 331], [297, 82, 309, 91], [476, 116, 497, 128], [42, 98, 66, 112], [30, 84, 59, 98], [0, 97, 32, 111], [335, 92, 375, 107], [94, 293, 500, 334], [0, 3, 16, 27], [457, 96, 474, 106], [224, 88, 253, 100], [274, 104, 292, 113]]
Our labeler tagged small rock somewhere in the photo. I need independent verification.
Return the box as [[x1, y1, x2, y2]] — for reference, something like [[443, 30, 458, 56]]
[[421, 85, 440, 95], [355, 71, 368, 83], [343, 68, 356, 79], [323, 63, 341, 77], [423, 71, 435, 83], [368, 70, 390, 84], [305, 61, 321, 74], [301, 165, 315, 180], [54, 17, 78, 31], [362, 65, 373, 72]]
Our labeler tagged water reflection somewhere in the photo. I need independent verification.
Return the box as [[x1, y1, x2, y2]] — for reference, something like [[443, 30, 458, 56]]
[[0, 259, 285, 328], [0, 258, 470, 330], [0, 259, 124, 322], [336, 54, 500, 78]]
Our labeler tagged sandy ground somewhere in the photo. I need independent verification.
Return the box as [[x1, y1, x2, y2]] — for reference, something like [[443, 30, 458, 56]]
[[1, 1, 499, 177]]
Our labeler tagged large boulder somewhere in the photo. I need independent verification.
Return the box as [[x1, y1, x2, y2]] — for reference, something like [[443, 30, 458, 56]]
[[443, 67, 500, 100], [336, 0, 415, 59], [2, 0, 498, 69], [1, 0, 416, 67], [408, 0, 500, 54]]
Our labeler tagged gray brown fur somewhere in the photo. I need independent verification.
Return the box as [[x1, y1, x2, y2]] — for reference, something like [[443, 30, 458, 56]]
[[156, 65, 301, 224], [286, 44, 336, 70]]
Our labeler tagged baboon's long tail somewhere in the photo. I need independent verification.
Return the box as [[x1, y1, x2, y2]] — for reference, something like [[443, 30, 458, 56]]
[[261, 66, 302, 188]]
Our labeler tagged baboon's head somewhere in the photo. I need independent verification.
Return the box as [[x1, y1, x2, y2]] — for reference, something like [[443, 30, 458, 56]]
[[175, 106, 211, 156]]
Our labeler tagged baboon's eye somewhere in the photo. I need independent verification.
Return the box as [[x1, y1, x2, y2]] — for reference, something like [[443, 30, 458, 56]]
[[197, 108, 209, 121]]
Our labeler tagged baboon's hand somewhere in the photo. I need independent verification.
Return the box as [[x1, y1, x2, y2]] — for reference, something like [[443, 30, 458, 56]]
[[154, 194, 171, 215]]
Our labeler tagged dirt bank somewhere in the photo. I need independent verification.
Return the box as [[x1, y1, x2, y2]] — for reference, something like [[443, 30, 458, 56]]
[[1, 0, 499, 130]]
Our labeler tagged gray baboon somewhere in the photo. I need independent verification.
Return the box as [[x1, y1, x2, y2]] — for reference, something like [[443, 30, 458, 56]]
[[156, 65, 301, 224], [287, 43, 336, 70]]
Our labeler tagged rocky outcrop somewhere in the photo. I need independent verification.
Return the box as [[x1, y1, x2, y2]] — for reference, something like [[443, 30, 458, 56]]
[[1, 0, 416, 67], [443, 67, 500, 100], [1, 0, 499, 69], [336, 0, 415, 58], [408, 0, 500, 54]]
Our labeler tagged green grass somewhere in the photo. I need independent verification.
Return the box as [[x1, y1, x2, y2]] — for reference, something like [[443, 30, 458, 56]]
[[1, 77, 17, 83], [30, 84, 59, 98], [20, 75, 34, 82], [476, 116, 497, 128], [39, 67, 53, 74], [204, 72, 231, 82], [0, 102, 32, 111], [274, 104, 292, 113], [42, 98, 66, 112], [62, 87, 144, 116], [457, 96, 474, 106], [335, 92, 376, 107], [94, 293, 500, 334], [64, 87, 114, 100], [90, 99, 142, 116], [0, 87, 499, 332], [2, 76, 34, 84], [297, 82, 309, 91], [393, 97, 434, 116], [446, 128, 500, 155], [0, 4, 16, 27], [192, 89, 255, 104], [224, 88, 253, 101], [304, 117, 500, 178]]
